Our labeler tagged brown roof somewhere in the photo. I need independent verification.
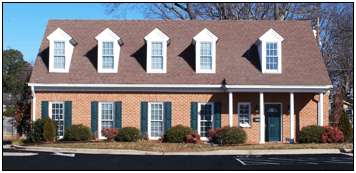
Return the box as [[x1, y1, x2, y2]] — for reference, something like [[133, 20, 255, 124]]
[[29, 20, 331, 86]]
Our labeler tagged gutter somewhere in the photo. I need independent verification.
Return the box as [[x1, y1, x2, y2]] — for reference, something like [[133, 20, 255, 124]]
[[30, 85, 36, 121]]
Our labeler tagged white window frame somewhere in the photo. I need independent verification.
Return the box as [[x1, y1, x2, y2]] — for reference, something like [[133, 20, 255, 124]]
[[199, 41, 213, 70], [47, 28, 74, 73], [193, 28, 218, 74], [53, 41, 66, 69], [148, 102, 165, 140], [95, 28, 122, 73], [255, 28, 284, 74], [98, 102, 114, 139], [238, 102, 251, 127], [144, 28, 169, 73], [49, 101, 65, 139], [101, 41, 115, 70], [198, 102, 214, 140], [150, 41, 164, 70]]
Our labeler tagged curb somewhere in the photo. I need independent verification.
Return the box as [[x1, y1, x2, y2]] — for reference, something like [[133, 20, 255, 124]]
[[13, 145, 343, 156], [3, 152, 38, 156]]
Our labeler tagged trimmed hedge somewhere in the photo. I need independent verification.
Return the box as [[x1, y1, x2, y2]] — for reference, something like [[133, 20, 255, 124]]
[[115, 127, 141, 142], [165, 125, 193, 143], [43, 117, 56, 141], [64, 124, 92, 141], [339, 111, 353, 141], [211, 126, 247, 144], [299, 125, 326, 143]]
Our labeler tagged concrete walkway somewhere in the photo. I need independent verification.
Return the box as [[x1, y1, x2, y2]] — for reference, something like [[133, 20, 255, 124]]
[[6, 145, 344, 156]]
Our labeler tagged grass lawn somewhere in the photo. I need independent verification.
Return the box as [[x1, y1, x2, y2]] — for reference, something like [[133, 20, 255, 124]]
[[31, 141, 353, 152]]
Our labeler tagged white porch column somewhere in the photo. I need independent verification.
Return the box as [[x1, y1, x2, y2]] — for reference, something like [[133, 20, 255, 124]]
[[318, 92, 323, 126], [31, 86, 36, 121], [290, 92, 295, 143], [229, 92, 233, 127], [259, 92, 265, 144]]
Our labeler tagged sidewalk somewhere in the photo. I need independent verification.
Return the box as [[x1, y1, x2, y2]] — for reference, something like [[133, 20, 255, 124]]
[[6, 145, 344, 156]]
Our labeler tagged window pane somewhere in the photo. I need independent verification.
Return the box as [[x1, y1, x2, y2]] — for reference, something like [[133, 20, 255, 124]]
[[266, 43, 278, 70], [151, 56, 163, 69], [151, 42, 162, 56]]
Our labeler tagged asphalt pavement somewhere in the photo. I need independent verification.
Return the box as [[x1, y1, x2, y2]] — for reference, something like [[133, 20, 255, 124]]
[[2, 149, 353, 170]]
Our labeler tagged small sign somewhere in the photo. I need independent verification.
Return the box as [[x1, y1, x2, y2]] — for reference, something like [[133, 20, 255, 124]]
[[253, 117, 260, 122]]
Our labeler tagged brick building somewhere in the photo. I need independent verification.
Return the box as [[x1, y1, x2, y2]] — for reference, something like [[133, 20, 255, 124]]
[[29, 20, 332, 143]]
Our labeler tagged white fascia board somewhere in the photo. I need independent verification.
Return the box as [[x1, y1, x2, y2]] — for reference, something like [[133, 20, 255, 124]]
[[95, 28, 121, 41], [225, 85, 333, 89], [47, 28, 72, 41], [259, 28, 284, 42], [28, 83, 223, 88], [193, 28, 218, 42], [144, 28, 169, 43]]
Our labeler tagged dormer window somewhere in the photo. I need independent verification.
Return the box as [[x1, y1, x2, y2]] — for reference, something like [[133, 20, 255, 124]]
[[254, 28, 284, 74], [151, 42, 163, 70], [144, 28, 170, 73], [266, 43, 278, 70], [95, 28, 123, 73], [54, 41, 65, 69], [47, 28, 77, 73], [102, 42, 114, 69], [193, 28, 218, 73], [200, 42, 212, 70]]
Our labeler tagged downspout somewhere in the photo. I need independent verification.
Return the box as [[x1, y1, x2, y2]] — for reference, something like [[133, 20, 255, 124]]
[[31, 86, 36, 121]]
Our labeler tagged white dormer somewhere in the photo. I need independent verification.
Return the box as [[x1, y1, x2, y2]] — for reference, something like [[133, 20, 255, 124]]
[[193, 28, 219, 74], [144, 28, 170, 73], [47, 28, 77, 73], [254, 28, 284, 74], [95, 28, 123, 73]]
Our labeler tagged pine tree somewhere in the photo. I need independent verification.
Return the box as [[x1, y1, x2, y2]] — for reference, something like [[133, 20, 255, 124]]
[[338, 111, 352, 141], [43, 117, 56, 141]]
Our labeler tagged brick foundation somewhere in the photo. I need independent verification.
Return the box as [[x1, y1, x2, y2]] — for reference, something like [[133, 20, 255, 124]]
[[31, 92, 329, 144]]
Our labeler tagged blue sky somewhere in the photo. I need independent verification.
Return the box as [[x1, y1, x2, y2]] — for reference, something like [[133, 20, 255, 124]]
[[3, 3, 144, 63]]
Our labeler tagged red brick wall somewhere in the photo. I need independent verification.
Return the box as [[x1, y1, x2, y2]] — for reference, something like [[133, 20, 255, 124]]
[[31, 92, 329, 143]]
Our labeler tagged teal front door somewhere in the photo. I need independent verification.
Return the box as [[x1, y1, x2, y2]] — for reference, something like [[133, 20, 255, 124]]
[[265, 104, 281, 142]]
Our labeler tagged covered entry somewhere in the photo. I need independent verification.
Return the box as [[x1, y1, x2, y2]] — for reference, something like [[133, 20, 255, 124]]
[[265, 104, 282, 142]]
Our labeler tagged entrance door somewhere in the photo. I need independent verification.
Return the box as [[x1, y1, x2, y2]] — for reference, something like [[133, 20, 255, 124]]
[[265, 104, 281, 142]]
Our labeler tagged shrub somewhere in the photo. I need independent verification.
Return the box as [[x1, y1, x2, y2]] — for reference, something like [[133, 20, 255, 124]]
[[115, 127, 141, 142], [210, 126, 247, 144], [165, 125, 193, 143], [28, 118, 45, 143], [64, 124, 92, 141], [338, 111, 353, 141], [186, 131, 201, 143], [298, 125, 326, 143], [101, 128, 118, 141], [322, 126, 344, 143], [43, 117, 56, 141]]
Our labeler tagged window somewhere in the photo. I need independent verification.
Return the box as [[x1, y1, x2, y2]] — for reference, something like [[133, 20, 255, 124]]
[[266, 43, 278, 70], [47, 28, 76, 73], [54, 41, 65, 69], [148, 102, 164, 139], [238, 103, 251, 127], [144, 28, 169, 73], [200, 42, 212, 70], [198, 102, 214, 139], [49, 102, 65, 138], [151, 42, 163, 70], [102, 42, 114, 69], [193, 28, 218, 73], [95, 28, 123, 73], [99, 102, 114, 139]]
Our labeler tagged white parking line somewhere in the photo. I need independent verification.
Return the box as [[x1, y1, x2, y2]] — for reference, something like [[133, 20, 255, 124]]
[[236, 159, 246, 165]]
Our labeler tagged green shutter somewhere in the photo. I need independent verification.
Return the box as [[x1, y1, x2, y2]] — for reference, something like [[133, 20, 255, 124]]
[[141, 102, 148, 136], [91, 101, 98, 135], [115, 102, 122, 129], [164, 102, 172, 133], [214, 102, 222, 129], [64, 101, 72, 130], [41, 101, 48, 119], [191, 102, 198, 132]]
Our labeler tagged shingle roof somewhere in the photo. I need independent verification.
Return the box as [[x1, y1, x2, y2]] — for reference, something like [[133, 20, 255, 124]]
[[29, 20, 331, 86]]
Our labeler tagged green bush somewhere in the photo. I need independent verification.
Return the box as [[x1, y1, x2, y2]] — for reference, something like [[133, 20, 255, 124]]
[[211, 126, 247, 144], [64, 124, 92, 141], [165, 125, 193, 143], [115, 127, 141, 142], [43, 117, 56, 141], [339, 111, 353, 142], [299, 125, 326, 143], [27, 118, 59, 143]]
